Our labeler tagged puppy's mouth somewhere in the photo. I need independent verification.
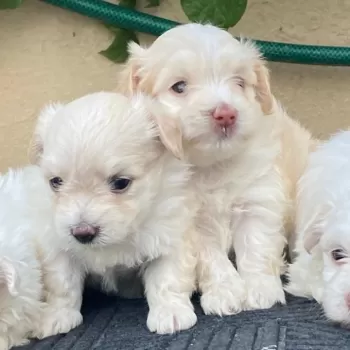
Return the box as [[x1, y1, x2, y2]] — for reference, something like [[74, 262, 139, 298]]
[[191, 124, 235, 145], [214, 124, 235, 140], [219, 126, 234, 138], [188, 116, 236, 144]]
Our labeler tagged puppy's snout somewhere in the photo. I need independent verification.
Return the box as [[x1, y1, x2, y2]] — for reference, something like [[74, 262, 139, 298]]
[[212, 104, 237, 127], [70, 223, 100, 244]]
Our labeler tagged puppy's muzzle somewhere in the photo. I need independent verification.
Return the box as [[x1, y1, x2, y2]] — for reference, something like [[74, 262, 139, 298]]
[[70, 222, 100, 244]]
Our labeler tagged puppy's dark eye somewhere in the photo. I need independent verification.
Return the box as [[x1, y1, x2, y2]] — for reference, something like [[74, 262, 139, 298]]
[[331, 249, 347, 261], [109, 176, 132, 193], [236, 78, 245, 88], [49, 177, 63, 191], [171, 81, 187, 94]]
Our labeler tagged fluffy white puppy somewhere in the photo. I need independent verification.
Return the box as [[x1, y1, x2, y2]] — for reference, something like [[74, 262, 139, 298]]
[[287, 130, 350, 325], [0, 165, 87, 348], [30, 91, 197, 334], [0, 166, 49, 349], [119, 23, 316, 314]]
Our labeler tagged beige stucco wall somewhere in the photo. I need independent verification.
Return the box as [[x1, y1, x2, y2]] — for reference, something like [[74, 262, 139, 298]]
[[1, 0, 350, 171]]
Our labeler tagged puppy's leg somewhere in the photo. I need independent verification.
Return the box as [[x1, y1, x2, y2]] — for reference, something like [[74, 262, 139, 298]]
[[233, 180, 286, 310], [0, 334, 9, 350], [143, 234, 197, 334], [0, 324, 28, 349], [197, 214, 246, 316], [285, 250, 323, 302], [34, 252, 84, 339]]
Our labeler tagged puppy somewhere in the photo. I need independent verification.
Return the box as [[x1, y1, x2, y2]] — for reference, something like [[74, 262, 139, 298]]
[[286, 130, 350, 325], [0, 166, 48, 349], [30, 92, 198, 334], [0, 165, 88, 348], [119, 23, 317, 314]]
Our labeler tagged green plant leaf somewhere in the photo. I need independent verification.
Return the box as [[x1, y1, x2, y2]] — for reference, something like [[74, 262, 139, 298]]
[[104, 23, 123, 34], [100, 28, 139, 63], [181, 0, 247, 29], [101, 0, 138, 63], [119, 0, 137, 9], [145, 0, 160, 8], [0, 0, 22, 9]]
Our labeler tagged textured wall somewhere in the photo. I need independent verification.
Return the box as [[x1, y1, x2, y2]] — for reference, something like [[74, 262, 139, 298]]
[[1, 0, 350, 171]]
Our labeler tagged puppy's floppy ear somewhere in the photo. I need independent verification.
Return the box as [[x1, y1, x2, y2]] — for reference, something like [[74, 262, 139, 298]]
[[148, 100, 184, 160], [253, 60, 273, 115], [0, 258, 19, 297], [154, 113, 184, 160], [29, 102, 64, 164], [304, 229, 323, 254], [239, 38, 273, 114], [300, 207, 325, 254], [118, 42, 147, 96]]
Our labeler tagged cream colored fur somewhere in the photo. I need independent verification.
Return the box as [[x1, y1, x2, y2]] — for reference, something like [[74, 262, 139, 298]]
[[119, 23, 317, 314]]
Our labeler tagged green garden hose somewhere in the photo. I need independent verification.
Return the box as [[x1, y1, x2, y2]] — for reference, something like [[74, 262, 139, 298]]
[[42, 0, 350, 66]]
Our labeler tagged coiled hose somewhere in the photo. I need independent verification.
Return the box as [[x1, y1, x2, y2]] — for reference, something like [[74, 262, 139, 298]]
[[42, 0, 350, 66]]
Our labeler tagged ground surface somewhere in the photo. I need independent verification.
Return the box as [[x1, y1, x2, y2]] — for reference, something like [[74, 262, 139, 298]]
[[15, 290, 350, 350]]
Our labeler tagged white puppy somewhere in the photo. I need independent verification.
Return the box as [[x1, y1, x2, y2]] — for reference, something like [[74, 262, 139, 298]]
[[287, 130, 350, 325], [119, 23, 316, 314], [30, 92, 198, 334], [0, 166, 49, 349], [0, 165, 89, 348]]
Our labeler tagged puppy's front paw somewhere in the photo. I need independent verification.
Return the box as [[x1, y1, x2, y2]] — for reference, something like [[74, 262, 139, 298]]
[[11, 337, 30, 348], [200, 277, 246, 316], [244, 274, 285, 310], [35, 308, 83, 339], [0, 336, 9, 350], [147, 301, 197, 334]]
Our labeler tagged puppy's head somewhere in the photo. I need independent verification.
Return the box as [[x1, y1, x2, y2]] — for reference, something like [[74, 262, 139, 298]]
[[31, 92, 183, 249], [119, 23, 273, 164], [304, 200, 350, 325]]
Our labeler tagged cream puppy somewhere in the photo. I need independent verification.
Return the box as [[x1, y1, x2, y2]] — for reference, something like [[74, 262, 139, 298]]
[[119, 23, 316, 314], [287, 130, 350, 325], [30, 92, 197, 334], [0, 166, 48, 349]]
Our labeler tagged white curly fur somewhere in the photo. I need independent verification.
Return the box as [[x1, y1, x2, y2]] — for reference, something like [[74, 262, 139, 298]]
[[0, 165, 76, 349], [287, 130, 350, 325], [31, 91, 198, 334]]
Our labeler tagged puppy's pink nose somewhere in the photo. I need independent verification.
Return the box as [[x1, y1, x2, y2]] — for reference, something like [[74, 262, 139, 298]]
[[345, 293, 350, 309], [212, 104, 237, 127], [70, 223, 100, 244]]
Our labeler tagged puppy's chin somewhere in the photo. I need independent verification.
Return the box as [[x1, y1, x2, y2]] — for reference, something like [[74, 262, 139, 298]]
[[322, 272, 350, 325], [323, 305, 350, 326], [186, 133, 242, 167]]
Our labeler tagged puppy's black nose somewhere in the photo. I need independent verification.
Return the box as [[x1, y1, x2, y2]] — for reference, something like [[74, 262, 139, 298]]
[[70, 223, 100, 244]]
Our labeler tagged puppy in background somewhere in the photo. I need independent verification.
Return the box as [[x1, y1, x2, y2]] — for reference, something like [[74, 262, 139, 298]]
[[30, 92, 198, 334], [119, 23, 316, 315], [0, 166, 50, 349], [286, 130, 350, 325]]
